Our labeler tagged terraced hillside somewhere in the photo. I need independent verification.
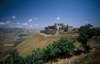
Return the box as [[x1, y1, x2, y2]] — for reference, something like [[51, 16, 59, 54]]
[[15, 33, 79, 57]]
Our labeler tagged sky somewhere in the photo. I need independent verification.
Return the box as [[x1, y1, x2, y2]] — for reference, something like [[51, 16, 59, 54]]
[[0, 0, 100, 30]]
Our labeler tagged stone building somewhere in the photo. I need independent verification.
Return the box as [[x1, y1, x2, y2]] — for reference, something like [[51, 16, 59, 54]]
[[40, 23, 73, 35]]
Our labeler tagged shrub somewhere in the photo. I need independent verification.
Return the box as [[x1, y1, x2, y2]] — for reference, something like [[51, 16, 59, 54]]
[[77, 24, 96, 53], [42, 37, 75, 62], [0, 37, 75, 64]]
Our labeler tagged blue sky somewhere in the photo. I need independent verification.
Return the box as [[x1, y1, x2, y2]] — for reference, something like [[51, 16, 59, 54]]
[[0, 0, 100, 29]]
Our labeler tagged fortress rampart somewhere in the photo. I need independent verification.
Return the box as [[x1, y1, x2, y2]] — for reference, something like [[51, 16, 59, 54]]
[[40, 23, 73, 35]]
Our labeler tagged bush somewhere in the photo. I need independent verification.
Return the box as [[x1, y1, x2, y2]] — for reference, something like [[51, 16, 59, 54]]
[[0, 49, 25, 64], [77, 24, 96, 53], [0, 37, 75, 64], [42, 37, 75, 62]]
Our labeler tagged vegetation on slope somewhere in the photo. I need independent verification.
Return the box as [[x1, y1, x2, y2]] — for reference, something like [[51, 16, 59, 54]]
[[1, 24, 100, 64], [0, 37, 75, 64], [77, 24, 96, 53], [72, 37, 100, 64]]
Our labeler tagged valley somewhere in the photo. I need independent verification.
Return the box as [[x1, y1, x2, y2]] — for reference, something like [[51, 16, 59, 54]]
[[0, 28, 38, 59]]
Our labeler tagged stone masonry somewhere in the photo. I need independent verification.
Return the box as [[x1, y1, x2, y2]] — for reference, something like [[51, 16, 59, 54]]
[[40, 23, 73, 35]]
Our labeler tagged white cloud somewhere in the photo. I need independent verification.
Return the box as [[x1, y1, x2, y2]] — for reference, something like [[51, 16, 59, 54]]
[[30, 25, 33, 27], [0, 21, 11, 25], [9, 25, 13, 26], [57, 17, 60, 20], [16, 25, 22, 28], [17, 22, 20, 24], [85, 21, 89, 23], [22, 23, 28, 25], [34, 18, 38, 20], [0, 22, 5, 25], [29, 19, 32, 22], [11, 16, 16, 19], [6, 21, 11, 24]]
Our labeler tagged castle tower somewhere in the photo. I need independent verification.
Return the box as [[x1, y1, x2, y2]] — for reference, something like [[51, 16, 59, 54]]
[[55, 23, 59, 30]]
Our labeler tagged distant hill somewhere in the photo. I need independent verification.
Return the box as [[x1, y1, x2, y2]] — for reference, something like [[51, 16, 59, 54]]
[[0, 28, 38, 59], [0, 28, 39, 45], [0, 28, 38, 34], [33, 28, 44, 31]]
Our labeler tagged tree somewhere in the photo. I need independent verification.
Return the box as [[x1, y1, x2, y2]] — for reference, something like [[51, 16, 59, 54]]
[[4, 57, 12, 64], [9, 49, 24, 64], [0, 49, 25, 64], [42, 37, 75, 61], [77, 24, 96, 53], [0, 38, 75, 64]]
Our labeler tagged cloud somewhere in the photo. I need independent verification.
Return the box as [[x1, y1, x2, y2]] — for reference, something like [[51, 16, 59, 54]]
[[11, 16, 16, 19], [57, 17, 60, 20], [85, 21, 89, 23], [17, 22, 20, 24], [6, 21, 11, 24], [9, 25, 13, 26], [16, 25, 22, 28], [34, 18, 38, 20], [30, 25, 33, 27], [0, 21, 11, 25], [29, 19, 32, 22], [22, 23, 28, 25], [0, 22, 5, 25]]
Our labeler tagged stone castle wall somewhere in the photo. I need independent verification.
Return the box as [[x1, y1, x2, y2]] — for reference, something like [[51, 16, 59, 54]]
[[40, 23, 73, 35]]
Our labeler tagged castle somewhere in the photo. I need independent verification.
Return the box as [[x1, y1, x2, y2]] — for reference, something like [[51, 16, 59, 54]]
[[40, 23, 73, 35]]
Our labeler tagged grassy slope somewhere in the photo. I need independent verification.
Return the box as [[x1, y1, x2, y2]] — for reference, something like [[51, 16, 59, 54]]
[[15, 33, 78, 58], [15, 34, 59, 57]]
